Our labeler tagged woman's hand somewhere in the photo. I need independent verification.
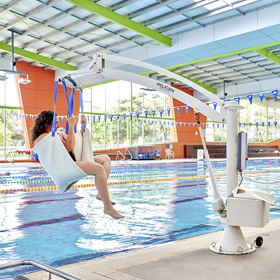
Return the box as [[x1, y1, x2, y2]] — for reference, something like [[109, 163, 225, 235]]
[[80, 115, 87, 126], [68, 115, 77, 127]]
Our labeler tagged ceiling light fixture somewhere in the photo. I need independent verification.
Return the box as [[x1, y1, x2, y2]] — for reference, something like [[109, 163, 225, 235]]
[[18, 74, 31, 84], [151, 93, 160, 99], [0, 75, 8, 82], [138, 92, 148, 97]]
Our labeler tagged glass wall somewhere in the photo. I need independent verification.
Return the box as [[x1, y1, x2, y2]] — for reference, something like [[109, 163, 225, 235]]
[[0, 74, 28, 161], [85, 81, 175, 150], [206, 98, 280, 143]]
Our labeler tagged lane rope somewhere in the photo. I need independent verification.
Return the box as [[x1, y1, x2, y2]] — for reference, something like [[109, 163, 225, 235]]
[[0, 169, 278, 194]]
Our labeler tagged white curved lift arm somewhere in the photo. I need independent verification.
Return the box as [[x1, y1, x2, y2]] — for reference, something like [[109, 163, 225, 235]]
[[63, 53, 226, 212], [66, 54, 227, 123]]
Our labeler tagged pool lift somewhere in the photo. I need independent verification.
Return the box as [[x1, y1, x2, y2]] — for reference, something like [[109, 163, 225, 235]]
[[59, 54, 276, 255]]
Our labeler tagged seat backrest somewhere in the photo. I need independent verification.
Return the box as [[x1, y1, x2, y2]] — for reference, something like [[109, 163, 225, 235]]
[[32, 132, 87, 193], [165, 149, 171, 154]]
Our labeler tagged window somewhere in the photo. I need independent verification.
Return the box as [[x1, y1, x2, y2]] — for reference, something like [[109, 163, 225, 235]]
[[0, 74, 27, 160], [84, 81, 175, 150]]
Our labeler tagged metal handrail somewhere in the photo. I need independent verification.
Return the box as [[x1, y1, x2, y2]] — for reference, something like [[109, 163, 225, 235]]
[[116, 151, 125, 162], [0, 259, 82, 280], [124, 148, 132, 160]]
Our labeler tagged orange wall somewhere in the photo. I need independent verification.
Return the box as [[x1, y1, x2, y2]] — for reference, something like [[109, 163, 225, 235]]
[[171, 84, 207, 143], [16, 61, 80, 149]]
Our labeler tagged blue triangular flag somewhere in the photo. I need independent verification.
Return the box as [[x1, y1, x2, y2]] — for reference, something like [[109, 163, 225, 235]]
[[110, 115, 113, 122], [117, 114, 119, 120], [177, 107, 180, 115], [123, 113, 126, 120], [247, 95, 253, 105], [268, 122, 271, 127], [213, 102, 217, 110], [136, 112, 139, 119], [92, 116, 95, 123], [104, 115, 107, 123], [152, 110, 155, 117], [98, 115, 101, 122], [272, 90, 278, 101], [159, 109, 163, 118], [259, 93, 264, 102], [185, 106, 189, 114], [129, 113, 133, 120], [145, 111, 148, 118], [274, 121, 277, 127], [234, 97, 240, 104], [167, 108, 171, 116]]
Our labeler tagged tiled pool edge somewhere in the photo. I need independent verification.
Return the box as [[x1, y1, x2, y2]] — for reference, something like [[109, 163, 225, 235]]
[[25, 217, 280, 280]]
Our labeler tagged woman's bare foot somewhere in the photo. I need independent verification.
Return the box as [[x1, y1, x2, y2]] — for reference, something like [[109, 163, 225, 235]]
[[96, 193, 116, 205], [104, 207, 124, 219]]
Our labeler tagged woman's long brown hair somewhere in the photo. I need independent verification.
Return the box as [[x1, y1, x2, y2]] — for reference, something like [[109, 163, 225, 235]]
[[30, 110, 54, 144]]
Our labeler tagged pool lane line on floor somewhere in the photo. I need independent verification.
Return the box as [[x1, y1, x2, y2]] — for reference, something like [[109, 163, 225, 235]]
[[0, 169, 277, 194]]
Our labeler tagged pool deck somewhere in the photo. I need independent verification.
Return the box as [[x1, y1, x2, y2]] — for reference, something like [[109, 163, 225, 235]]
[[23, 218, 280, 280]]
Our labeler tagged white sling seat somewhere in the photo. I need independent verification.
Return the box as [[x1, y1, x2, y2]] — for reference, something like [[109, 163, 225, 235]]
[[32, 132, 87, 193], [74, 128, 94, 162]]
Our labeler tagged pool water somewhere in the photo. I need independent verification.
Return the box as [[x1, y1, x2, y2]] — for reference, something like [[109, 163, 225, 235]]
[[0, 159, 280, 278]]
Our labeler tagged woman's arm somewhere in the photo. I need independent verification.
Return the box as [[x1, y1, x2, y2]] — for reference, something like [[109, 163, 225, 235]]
[[80, 115, 87, 137], [63, 115, 77, 152]]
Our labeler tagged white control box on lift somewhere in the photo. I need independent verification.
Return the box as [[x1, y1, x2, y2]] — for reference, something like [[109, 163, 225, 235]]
[[238, 131, 247, 172], [226, 131, 275, 228]]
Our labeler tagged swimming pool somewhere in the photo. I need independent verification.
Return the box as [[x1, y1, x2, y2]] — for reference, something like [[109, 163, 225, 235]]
[[0, 159, 280, 278]]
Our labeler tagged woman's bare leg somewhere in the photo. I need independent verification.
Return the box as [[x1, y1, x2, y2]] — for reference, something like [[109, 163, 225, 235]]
[[76, 161, 123, 219], [93, 154, 111, 178], [92, 155, 115, 204]]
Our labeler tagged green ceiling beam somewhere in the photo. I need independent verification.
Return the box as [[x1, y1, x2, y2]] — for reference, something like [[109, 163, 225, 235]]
[[185, 76, 216, 94], [141, 40, 280, 75], [170, 71, 216, 94], [65, 0, 171, 47], [0, 42, 77, 71], [82, 79, 119, 89], [255, 48, 280, 66]]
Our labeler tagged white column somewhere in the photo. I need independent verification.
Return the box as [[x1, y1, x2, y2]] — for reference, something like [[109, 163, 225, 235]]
[[226, 101, 239, 197]]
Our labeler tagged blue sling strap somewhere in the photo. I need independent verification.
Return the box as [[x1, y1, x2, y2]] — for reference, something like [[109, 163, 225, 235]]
[[52, 79, 85, 136]]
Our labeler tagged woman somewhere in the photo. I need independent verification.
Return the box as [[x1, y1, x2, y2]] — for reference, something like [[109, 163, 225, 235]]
[[30, 110, 124, 219]]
